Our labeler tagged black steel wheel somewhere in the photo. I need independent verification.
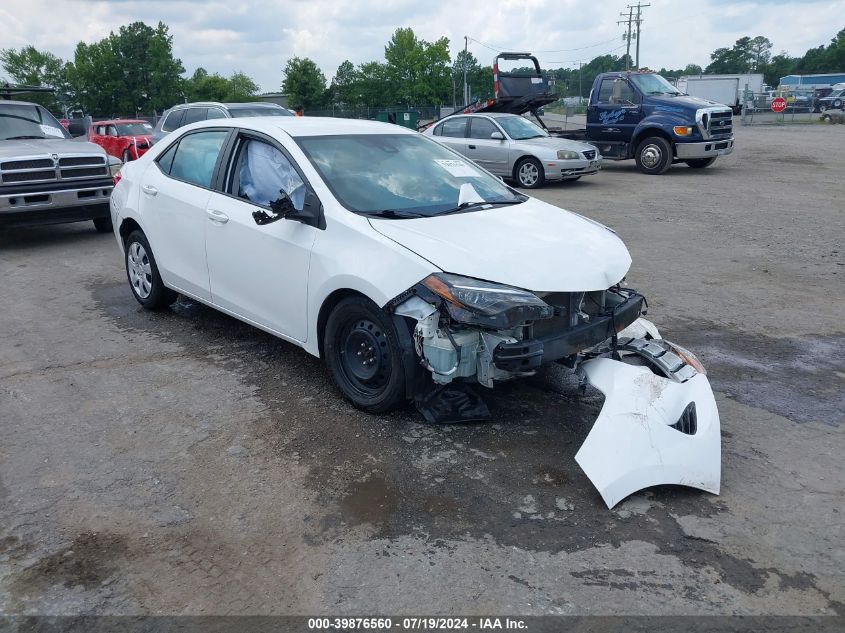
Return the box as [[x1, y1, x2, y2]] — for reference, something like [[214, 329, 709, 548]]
[[324, 296, 409, 413]]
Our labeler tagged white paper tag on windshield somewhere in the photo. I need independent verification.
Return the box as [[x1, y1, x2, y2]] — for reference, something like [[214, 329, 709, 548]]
[[434, 159, 477, 177], [40, 124, 65, 138]]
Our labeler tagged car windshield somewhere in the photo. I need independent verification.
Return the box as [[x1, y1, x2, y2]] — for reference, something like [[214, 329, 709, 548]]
[[296, 133, 524, 217], [116, 122, 153, 135], [629, 73, 681, 95], [0, 103, 70, 140], [227, 106, 292, 117], [497, 116, 548, 140]]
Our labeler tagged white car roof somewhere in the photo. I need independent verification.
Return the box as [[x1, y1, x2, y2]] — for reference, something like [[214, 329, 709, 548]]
[[179, 116, 417, 138]]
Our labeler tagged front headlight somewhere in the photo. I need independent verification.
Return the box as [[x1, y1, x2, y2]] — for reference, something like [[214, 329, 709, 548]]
[[108, 159, 123, 177], [557, 150, 580, 160], [421, 273, 553, 328]]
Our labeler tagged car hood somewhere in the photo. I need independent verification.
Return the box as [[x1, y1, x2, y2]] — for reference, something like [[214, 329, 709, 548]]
[[648, 94, 727, 111], [0, 137, 106, 160], [511, 136, 598, 154], [368, 197, 631, 292]]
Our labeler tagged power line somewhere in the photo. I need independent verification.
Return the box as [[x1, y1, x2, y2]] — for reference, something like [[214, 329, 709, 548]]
[[629, 2, 651, 70], [467, 35, 624, 55]]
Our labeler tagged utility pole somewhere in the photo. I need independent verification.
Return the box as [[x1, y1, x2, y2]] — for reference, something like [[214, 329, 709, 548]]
[[629, 2, 650, 70], [463, 36, 469, 105], [578, 61, 583, 104], [617, 6, 634, 71]]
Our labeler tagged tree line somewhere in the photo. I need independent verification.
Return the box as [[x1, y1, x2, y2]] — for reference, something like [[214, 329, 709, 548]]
[[3, 21, 843, 117]]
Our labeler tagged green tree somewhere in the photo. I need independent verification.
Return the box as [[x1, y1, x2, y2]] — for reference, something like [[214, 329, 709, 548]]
[[384, 28, 451, 105], [452, 50, 493, 104], [683, 63, 703, 75], [0, 45, 72, 111], [330, 60, 357, 107], [68, 21, 185, 115], [281, 56, 326, 110], [355, 61, 391, 107]]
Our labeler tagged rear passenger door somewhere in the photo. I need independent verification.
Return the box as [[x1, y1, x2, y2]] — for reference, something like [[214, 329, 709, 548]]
[[433, 117, 470, 155], [139, 128, 231, 301]]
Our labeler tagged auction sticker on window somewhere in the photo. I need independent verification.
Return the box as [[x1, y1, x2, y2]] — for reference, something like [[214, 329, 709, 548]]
[[40, 125, 65, 138], [434, 159, 478, 177]]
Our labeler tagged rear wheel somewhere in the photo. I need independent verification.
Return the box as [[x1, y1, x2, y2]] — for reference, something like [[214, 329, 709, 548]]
[[324, 296, 409, 413], [635, 136, 673, 175], [124, 230, 178, 309], [515, 157, 545, 189], [684, 158, 716, 169]]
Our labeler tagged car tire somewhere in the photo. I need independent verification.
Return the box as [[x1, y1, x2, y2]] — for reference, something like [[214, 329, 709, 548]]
[[324, 295, 410, 413], [635, 136, 673, 175], [515, 157, 545, 189], [93, 216, 113, 233], [819, 104, 827, 113], [684, 158, 716, 169], [125, 230, 177, 309]]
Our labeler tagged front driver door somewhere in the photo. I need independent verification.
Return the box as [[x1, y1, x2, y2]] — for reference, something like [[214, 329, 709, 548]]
[[465, 117, 509, 175], [204, 132, 317, 342], [588, 77, 642, 143]]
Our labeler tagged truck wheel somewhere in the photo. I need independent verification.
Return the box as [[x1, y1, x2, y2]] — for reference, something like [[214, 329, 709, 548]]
[[324, 296, 409, 413], [819, 104, 827, 113], [93, 216, 113, 233], [684, 158, 716, 169], [635, 136, 672, 175], [515, 157, 545, 189], [125, 230, 178, 309]]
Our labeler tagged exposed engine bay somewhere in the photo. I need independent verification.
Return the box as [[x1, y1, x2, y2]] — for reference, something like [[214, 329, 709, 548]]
[[388, 274, 721, 509]]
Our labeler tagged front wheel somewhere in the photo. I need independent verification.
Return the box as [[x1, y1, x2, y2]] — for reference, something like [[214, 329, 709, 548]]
[[635, 136, 673, 175], [685, 158, 716, 169], [124, 230, 178, 309], [819, 104, 828, 113], [93, 216, 113, 233], [515, 157, 545, 189], [324, 296, 410, 413]]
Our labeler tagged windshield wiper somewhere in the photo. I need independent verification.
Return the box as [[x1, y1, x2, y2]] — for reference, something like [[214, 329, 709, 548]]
[[438, 199, 523, 216], [648, 91, 665, 95], [5, 135, 47, 140], [361, 209, 428, 219]]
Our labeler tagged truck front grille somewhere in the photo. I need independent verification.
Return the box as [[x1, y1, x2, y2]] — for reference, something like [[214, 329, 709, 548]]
[[708, 110, 733, 138], [1, 158, 54, 170], [0, 154, 107, 185], [60, 166, 109, 179], [59, 156, 104, 167]]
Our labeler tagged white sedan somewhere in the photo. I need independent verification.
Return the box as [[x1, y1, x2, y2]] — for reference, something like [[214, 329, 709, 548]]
[[422, 113, 601, 188], [110, 116, 720, 508]]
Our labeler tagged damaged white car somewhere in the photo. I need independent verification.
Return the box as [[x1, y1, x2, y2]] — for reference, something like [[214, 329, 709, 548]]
[[110, 116, 720, 508]]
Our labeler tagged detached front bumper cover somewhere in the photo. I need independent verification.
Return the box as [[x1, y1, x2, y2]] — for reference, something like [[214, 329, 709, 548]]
[[575, 354, 721, 509]]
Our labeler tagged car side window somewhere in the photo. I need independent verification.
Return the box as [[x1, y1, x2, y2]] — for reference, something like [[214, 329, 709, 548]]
[[108, 125, 118, 137], [229, 138, 306, 211], [161, 110, 185, 132], [597, 78, 636, 105], [166, 130, 229, 188], [157, 142, 179, 175], [438, 117, 468, 138], [182, 108, 208, 125], [206, 108, 227, 120], [469, 117, 498, 139]]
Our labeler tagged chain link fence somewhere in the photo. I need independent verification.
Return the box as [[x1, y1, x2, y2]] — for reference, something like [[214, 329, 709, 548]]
[[738, 91, 829, 126]]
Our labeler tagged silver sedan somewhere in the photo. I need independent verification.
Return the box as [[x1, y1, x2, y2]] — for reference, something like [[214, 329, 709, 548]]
[[423, 112, 601, 189]]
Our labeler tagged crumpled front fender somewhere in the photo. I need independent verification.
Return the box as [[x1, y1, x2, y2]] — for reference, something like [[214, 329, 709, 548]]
[[575, 357, 721, 509]]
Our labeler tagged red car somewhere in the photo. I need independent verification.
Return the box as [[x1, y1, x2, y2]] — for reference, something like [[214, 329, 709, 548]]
[[89, 119, 155, 162]]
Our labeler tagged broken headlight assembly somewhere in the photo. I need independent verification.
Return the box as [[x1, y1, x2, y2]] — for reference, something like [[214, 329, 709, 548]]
[[420, 273, 554, 329]]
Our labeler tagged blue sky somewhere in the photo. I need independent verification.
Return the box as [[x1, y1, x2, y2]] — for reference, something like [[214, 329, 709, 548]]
[[2, 0, 843, 91]]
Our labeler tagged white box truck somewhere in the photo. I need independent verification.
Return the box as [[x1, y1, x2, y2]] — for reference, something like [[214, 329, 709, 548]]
[[676, 74, 765, 114]]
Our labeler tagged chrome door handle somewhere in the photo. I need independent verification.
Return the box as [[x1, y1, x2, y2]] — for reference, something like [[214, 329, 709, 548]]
[[206, 209, 229, 224], [141, 184, 158, 196]]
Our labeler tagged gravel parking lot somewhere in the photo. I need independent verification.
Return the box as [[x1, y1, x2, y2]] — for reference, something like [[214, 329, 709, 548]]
[[1, 123, 843, 617]]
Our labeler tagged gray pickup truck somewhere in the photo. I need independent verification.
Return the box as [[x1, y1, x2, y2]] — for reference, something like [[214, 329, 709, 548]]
[[0, 100, 121, 231]]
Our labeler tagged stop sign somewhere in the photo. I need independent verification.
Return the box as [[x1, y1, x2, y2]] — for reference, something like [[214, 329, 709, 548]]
[[771, 97, 787, 113]]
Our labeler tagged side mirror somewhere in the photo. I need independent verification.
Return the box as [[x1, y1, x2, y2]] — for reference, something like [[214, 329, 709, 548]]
[[67, 121, 86, 137], [490, 131, 505, 141], [253, 188, 324, 229]]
